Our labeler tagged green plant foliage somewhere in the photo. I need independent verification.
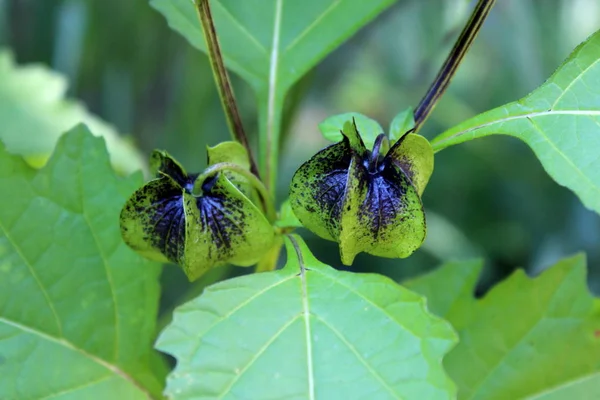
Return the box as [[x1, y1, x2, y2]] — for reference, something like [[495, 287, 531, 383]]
[[121, 147, 275, 281], [389, 107, 415, 144], [290, 119, 433, 264], [150, 0, 396, 189], [407, 255, 600, 400], [275, 198, 302, 228], [432, 29, 600, 215], [319, 112, 385, 149], [0, 126, 164, 399], [0, 51, 145, 175], [156, 234, 457, 400], [206, 141, 253, 198]]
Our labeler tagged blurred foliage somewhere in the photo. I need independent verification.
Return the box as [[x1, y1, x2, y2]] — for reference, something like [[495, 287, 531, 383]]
[[3, 0, 600, 321]]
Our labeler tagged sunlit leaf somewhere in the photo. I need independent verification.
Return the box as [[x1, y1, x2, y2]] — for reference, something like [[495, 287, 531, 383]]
[[0, 51, 145, 174], [157, 235, 457, 399], [151, 0, 396, 189], [319, 112, 385, 148], [432, 29, 600, 215], [389, 107, 415, 144], [0, 125, 163, 399], [206, 141, 253, 197], [407, 255, 600, 400]]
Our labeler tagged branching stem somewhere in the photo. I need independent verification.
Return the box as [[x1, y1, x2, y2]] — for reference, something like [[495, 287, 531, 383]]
[[413, 0, 496, 133]]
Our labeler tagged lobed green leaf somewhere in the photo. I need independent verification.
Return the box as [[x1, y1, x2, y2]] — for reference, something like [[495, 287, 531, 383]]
[[157, 235, 457, 400], [407, 255, 600, 400], [0, 126, 164, 399]]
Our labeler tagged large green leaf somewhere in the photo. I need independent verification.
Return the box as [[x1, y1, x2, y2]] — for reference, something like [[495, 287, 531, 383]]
[[407, 255, 600, 400], [157, 234, 457, 400], [150, 0, 396, 189], [0, 126, 164, 399], [432, 29, 600, 215], [0, 51, 145, 175]]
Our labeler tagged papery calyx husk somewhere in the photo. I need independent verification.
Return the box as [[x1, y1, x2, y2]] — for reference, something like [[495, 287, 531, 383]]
[[290, 119, 433, 265], [120, 142, 275, 280]]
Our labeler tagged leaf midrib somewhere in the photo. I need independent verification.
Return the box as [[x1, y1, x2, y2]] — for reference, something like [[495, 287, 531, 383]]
[[0, 214, 62, 336], [264, 0, 283, 188], [77, 153, 121, 362], [434, 109, 600, 206], [0, 316, 152, 399], [433, 109, 600, 150], [524, 371, 600, 400], [293, 236, 316, 400]]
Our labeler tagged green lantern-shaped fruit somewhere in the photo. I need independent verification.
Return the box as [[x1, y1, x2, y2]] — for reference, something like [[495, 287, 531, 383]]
[[290, 118, 433, 265], [120, 142, 275, 280]]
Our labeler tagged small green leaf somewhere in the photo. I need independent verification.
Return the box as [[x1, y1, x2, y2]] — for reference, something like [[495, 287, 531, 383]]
[[121, 149, 275, 281], [0, 125, 163, 399], [291, 119, 428, 264], [319, 112, 385, 149], [432, 29, 600, 215], [275, 199, 302, 228], [0, 51, 145, 174], [206, 141, 249, 168], [151, 0, 396, 189], [156, 235, 457, 400], [407, 255, 600, 400], [207, 141, 253, 198], [389, 107, 415, 144]]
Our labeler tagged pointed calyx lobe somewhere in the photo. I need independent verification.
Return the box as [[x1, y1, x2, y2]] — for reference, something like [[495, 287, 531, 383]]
[[120, 142, 274, 281], [291, 119, 434, 264]]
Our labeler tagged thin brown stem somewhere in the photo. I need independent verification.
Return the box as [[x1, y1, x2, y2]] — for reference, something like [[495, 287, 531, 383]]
[[195, 0, 261, 179], [413, 0, 496, 133]]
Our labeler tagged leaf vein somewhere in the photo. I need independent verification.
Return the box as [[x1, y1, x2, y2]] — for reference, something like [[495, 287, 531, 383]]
[[216, 316, 301, 399], [0, 316, 152, 399], [312, 314, 403, 400], [0, 214, 63, 336]]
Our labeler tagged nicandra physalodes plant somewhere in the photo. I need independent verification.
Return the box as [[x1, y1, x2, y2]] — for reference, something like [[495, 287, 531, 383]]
[[120, 142, 275, 280], [290, 118, 434, 265]]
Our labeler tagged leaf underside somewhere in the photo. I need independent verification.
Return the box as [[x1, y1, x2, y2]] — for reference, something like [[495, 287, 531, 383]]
[[432, 29, 600, 215], [157, 235, 457, 400]]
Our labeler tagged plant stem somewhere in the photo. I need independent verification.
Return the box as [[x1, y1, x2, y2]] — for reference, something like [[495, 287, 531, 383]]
[[192, 162, 277, 222], [195, 0, 261, 179], [413, 0, 496, 133]]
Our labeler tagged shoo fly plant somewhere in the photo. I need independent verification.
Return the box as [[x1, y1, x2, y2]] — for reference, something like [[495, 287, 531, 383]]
[[3, 0, 600, 399]]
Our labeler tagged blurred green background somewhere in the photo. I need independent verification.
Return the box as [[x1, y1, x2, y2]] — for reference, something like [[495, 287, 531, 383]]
[[3, 0, 600, 318]]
